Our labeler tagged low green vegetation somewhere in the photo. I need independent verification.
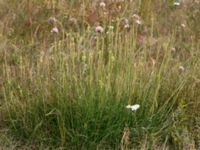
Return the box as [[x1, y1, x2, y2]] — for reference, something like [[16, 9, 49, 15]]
[[0, 0, 199, 149]]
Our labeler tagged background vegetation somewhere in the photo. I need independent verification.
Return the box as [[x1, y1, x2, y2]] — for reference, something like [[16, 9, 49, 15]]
[[0, 0, 200, 149]]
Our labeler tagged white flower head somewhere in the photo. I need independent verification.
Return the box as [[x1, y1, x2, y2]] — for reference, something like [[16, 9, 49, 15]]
[[95, 25, 104, 33], [174, 2, 180, 6], [126, 104, 140, 111], [178, 65, 185, 72], [99, 2, 106, 8], [48, 17, 57, 24], [135, 19, 142, 25], [181, 23, 186, 28], [51, 27, 59, 33]]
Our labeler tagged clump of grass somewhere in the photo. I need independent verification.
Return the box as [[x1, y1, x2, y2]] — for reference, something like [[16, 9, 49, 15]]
[[0, 0, 200, 149]]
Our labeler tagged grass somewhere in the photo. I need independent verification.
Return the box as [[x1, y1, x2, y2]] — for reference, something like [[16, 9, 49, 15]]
[[0, 0, 200, 149]]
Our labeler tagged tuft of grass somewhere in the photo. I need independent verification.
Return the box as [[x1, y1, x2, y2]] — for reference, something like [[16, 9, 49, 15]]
[[0, 0, 200, 149]]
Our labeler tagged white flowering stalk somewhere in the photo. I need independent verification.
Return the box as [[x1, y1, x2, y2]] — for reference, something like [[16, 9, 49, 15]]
[[126, 104, 140, 111]]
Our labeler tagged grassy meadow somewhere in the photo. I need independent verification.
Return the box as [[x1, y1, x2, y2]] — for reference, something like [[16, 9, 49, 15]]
[[0, 0, 200, 149]]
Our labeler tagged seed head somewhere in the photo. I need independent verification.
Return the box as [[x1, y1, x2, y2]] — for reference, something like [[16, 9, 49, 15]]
[[171, 47, 176, 53], [124, 24, 130, 29], [181, 23, 186, 28], [179, 65, 185, 72], [135, 19, 142, 25], [132, 14, 142, 25], [132, 14, 140, 20], [68, 18, 78, 25], [48, 17, 57, 24]]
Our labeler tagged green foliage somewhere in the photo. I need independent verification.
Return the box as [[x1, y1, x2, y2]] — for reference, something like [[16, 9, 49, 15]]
[[0, 0, 199, 149]]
